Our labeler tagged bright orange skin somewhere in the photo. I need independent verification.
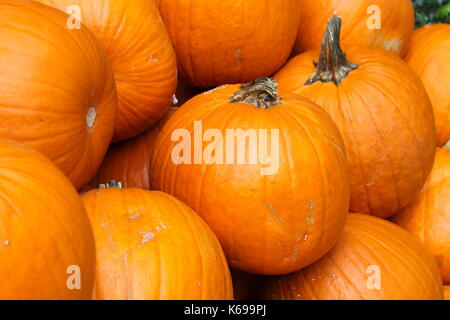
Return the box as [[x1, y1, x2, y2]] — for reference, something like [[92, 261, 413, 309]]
[[276, 47, 436, 218], [90, 107, 178, 190], [156, 0, 300, 87], [0, 0, 117, 189], [295, 0, 414, 57], [261, 214, 444, 300], [151, 84, 350, 275], [405, 24, 450, 147], [38, 0, 178, 141], [82, 188, 233, 300], [0, 138, 96, 300], [393, 147, 450, 284], [445, 286, 450, 300]]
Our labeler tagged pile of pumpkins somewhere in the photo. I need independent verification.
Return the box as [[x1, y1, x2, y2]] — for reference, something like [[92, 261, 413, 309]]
[[0, 0, 449, 300]]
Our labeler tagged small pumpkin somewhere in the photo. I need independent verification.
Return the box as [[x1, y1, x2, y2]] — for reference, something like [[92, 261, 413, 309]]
[[260, 214, 444, 300], [392, 144, 450, 284], [37, 0, 178, 141], [276, 15, 436, 218], [0, 0, 117, 189], [295, 0, 414, 56], [81, 182, 233, 300], [90, 107, 178, 190], [405, 24, 450, 147], [151, 77, 350, 275], [0, 138, 96, 300], [156, 0, 300, 87]]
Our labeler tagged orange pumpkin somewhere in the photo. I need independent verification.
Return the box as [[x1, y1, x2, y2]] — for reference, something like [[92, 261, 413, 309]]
[[90, 107, 178, 190], [0, 138, 95, 300], [0, 0, 117, 189], [276, 15, 436, 218], [81, 183, 233, 300], [392, 145, 450, 284], [151, 77, 350, 275], [405, 24, 450, 147], [295, 0, 414, 57], [37, 0, 178, 141], [445, 286, 450, 300], [156, 0, 300, 87], [260, 214, 444, 300]]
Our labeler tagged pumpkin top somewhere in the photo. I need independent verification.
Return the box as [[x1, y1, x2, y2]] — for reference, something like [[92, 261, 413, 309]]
[[230, 77, 281, 109], [306, 14, 359, 86]]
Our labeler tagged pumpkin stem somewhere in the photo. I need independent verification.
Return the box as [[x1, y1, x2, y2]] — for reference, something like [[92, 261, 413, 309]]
[[305, 14, 359, 86], [230, 77, 281, 109], [444, 141, 450, 150], [96, 180, 124, 189]]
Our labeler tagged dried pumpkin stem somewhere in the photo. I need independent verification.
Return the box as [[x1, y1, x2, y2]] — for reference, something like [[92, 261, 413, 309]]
[[97, 180, 124, 189], [305, 14, 359, 86], [230, 77, 281, 109]]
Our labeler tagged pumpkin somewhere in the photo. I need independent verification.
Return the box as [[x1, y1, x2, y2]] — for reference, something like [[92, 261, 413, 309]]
[[295, 0, 414, 57], [90, 107, 178, 190], [275, 15, 436, 218], [0, 0, 117, 189], [0, 138, 95, 299], [151, 77, 350, 275], [230, 268, 261, 300], [392, 144, 450, 284], [260, 214, 444, 300], [445, 286, 450, 300], [37, 0, 178, 141], [81, 182, 233, 300], [155, 0, 300, 87], [405, 24, 450, 147]]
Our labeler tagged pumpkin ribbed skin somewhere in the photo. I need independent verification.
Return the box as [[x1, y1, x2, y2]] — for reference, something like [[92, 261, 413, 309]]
[[91, 107, 178, 190], [295, 0, 414, 56], [405, 24, 450, 147], [393, 147, 450, 284], [81, 188, 233, 300], [261, 214, 444, 300], [38, 0, 178, 141], [150, 80, 350, 275], [0, 139, 95, 300], [156, 0, 300, 87], [0, 0, 117, 189], [276, 47, 436, 218]]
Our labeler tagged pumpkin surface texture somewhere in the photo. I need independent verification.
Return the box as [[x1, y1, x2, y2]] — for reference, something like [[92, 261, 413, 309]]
[[295, 0, 414, 57], [393, 145, 450, 284], [276, 15, 436, 218], [155, 0, 300, 87], [0, 138, 95, 300], [81, 184, 233, 300], [445, 286, 450, 300], [151, 77, 350, 275], [37, 0, 178, 141], [260, 214, 444, 300], [90, 107, 178, 190], [0, 0, 117, 189], [405, 24, 450, 147]]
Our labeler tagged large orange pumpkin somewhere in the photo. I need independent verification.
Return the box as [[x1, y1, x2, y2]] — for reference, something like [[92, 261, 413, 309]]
[[260, 214, 444, 300], [392, 145, 450, 284], [405, 24, 450, 147], [155, 0, 300, 87], [295, 0, 414, 57], [81, 183, 233, 300], [0, 138, 96, 300], [276, 15, 436, 218], [0, 0, 117, 189], [37, 0, 178, 141], [90, 107, 178, 190], [151, 77, 350, 275]]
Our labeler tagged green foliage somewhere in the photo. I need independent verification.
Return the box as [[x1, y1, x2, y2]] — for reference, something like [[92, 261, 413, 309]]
[[414, 0, 450, 27]]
